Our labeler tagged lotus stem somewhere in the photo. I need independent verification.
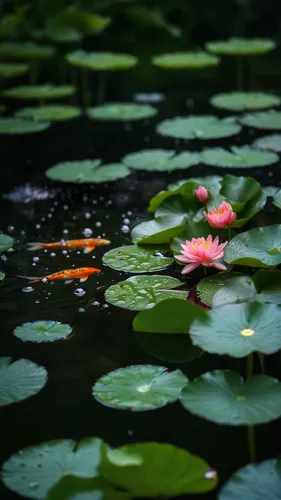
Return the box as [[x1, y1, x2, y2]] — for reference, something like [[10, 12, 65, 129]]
[[247, 352, 257, 462], [81, 68, 91, 108], [228, 227, 232, 241], [98, 72, 106, 104], [29, 61, 40, 85], [70, 67, 78, 105], [258, 352, 265, 374], [247, 352, 254, 380], [58, 56, 67, 83], [249, 57, 256, 91], [236, 57, 243, 90]]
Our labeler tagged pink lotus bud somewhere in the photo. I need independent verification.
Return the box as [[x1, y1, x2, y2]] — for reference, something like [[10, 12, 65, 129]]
[[175, 235, 228, 275], [194, 185, 209, 203], [204, 201, 237, 229]]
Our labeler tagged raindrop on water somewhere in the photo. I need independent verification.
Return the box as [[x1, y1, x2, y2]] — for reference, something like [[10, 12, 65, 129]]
[[50, 252, 56, 257], [82, 228, 93, 237], [74, 288, 86, 297], [33, 257, 39, 262], [22, 286, 34, 293], [95, 221, 102, 228], [121, 225, 130, 233]]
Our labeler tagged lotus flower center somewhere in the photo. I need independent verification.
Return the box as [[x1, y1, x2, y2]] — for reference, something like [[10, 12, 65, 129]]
[[137, 384, 151, 393], [240, 328, 255, 337], [192, 241, 212, 249], [212, 208, 226, 215], [237, 396, 247, 401]]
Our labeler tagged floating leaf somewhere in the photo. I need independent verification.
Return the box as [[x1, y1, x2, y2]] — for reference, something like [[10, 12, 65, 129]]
[[0, 62, 29, 78], [0, 357, 47, 407], [48, 476, 131, 500], [135, 332, 202, 363], [252, 269, 281, 304], [105, 275, 187, 311], [93, 365, 187, 411], [101, 442, 218, 496], [0, 118, 50, 135], [168, 175, 222, 191], [4, 84, 76, 100], [133, 298, 207, 334], [16, 105, 81, 122], [102, 245, 173, 273], [253, 134, 281, 152], [0, 271, 5, 281], [14, 321, 73, 343], [148, 180, 200, 214], [0, 233, 14, 252], [2, 438, 102, 499], [66, 51, 137, 71], [225, 224, 281, 267], [212, 276, 257, 307], [273, 189, 281, 210], [210, 92, 280, 111], [122, 149, 200, 171], [154, 195, 202, 221], [49, 8, 111, 41], [240, 110, 281, 130], [201, 146, 278, 169], [190, 302, 281, 357], [152, 51, 219, 69], [206, 37, 276, 55], [132, 216, 187, 244], [157, 115, 241, 140], [46, 160, 130, 183], [197, 272, 242, 306], [219, 459, 281, 500], [0, 42, 55, 59], [263, 186, 279, 197], [87, 103, 157, 121], [181, 370, 281, 425]]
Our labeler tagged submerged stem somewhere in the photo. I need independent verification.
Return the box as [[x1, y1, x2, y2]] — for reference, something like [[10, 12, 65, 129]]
[[98, 72, 106, 104], [257, 352, 265, 374], [228, 227, 232, 241], [236, 57, 243, 90], [247, 352, 257, 462], [81, 68, 91, 108]]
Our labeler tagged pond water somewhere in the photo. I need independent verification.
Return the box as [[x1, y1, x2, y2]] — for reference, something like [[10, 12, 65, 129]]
[[1, 73, 281, 499]]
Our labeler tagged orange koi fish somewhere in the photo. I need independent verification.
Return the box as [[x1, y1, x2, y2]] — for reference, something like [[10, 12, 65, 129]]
[[18, 267, 101, 284], [27, 238, 110, 254]]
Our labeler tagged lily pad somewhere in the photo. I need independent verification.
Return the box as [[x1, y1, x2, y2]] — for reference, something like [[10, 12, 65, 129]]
[[0, 272, 5, 281], [93, 365, 187, 411], [87, 103, 157, 121], [4, 84, 76, 101], [168, 175, 222, 191], [14, 321, 73, 343], [102, 245, 173, 273], [190, 301, 281, 357], [252, 269, 281, 304], [273, 189, 281, 210], [224, 224, 281, 267], [253, 134, 281, 152], [0, 357, 47, 407], [0, 118, 50, 135], [46, 160, 130, 184], [66, 51, 137, 71], [263, 186, 279, 197], [2, 438, 102, 499], [135, 332, 202, 363], [48, 476, 131, 500], [105, 275, 188, 311], [16, 105, 81, 122], [156, 115, 241, 140], [0, 42, 55, 59], [148, 180, 200, 214], [0, 62, 29, 78], [181, 370, 281, 425], [206, 37, 276, 55], [240, 110, 281, 130], [219, 459, 281, 500], [131, 215, 187, 244], [0, 233, 14, 253], [210, 92, 280, 111], [133, 298, 207, 334], [122, 149, 200, 171], [197, 272, 241, 306], [152, 51, 219, 69], [101, 442, 218, 496], [201, 146, 278, 168]]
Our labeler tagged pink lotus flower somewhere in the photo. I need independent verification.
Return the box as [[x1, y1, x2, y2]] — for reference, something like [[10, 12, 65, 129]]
[[194, 185, 209, 203], [204, 201, 237, 229], [175, 235, 228, 275]]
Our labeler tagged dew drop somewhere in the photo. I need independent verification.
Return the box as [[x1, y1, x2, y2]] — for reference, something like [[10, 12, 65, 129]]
[[205, 470, 217, 480], [29, 482, 39, 491]]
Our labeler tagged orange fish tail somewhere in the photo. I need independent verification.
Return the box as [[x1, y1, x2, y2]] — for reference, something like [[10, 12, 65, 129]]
[[27, 242, 46, 251], [17, 275, 42, 283]]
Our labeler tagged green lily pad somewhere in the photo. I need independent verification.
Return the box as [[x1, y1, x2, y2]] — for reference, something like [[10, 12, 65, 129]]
[[16, 105, 81, 122], [210, 92, 280, 111], [225, 224, 281, 267], [105, 275, 188, 311], [133, 298, 207, 334], [2, 438, 102, 499], [154, 195, 202, 221], [135, 331, 202, 363], [93, 365, 187, 411], [0, 62, 29, 78], [252, 269, 281, 304], [0, 357, 47, 407], [48, 476, 131, 500], [0, 42, 55, 59], [263, 186, 279, 197], [240, 110, 281, 130], [4, 84, 76, 101], [156, 115, 241, 140], [190, 301, 281, 357], [219, 459, 281, 500], [181, 370, 281, 425], [47, 9, 111, 44], [122, 149, 200, 171], [0, 271, 5, 281], [45, 160, 130, 183], [273, 189, 281, 210], [253, 134, 281, 152], [102, 245, 173, 273], [168, 175, 222, 191], [87, 103, 157, 121], [66, 51, 137, 71], [131, 216, 187, 244], [206, 37, 276, 55], [148, 180, 200, 214], [197, 272, 242, 306], [14, 321, 73, 343], [201, 146, 278, 168], [101, 442, 218, 496], [0, 118, 50, 135], [0, 233, 14, 253], [152, 51, 219, 69]]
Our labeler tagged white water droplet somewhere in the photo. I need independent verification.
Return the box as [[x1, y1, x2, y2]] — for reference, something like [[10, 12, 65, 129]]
[[95, 221, 102, 228], [82, 227, 93, 237], [74, 288, 86, 297], [22, 286, 34, 293], [121, 225, 130, 233], [33, 257, 39, 262], [50, 252, 56, 257]]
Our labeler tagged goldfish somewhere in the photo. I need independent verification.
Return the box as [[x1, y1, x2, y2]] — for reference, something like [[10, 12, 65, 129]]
[[27, 238, 110, 254], [18, 267, 101, 284]]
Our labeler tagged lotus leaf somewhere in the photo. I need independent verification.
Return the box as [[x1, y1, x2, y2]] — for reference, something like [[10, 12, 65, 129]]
[[168, 175, 222, 191], [210, 92, 280, 111], [14, 321, 73, 343], [46, 160, 130, 183], [122, 149, 200, 171], [131, 215, 187, 244], [201, 146, 278, 168], [0, 62, 29, 78], [4, 84, 76, 100], [152, 51, 220, 69], [273, 189, 281, 209], [66, 51, 137, 71], [0, 42, 55, 59], [87, 103, 157, 121], [157, 115, 241, 140], [240, 110, 281, 130], [135, 331, 202, 363], [197, 272, 242, 306], [253, 134, 281, 152], [16, 105, 81, 122], [0, 271, 5, 281], [48, 476, 131, 500], [0, 118, 50, 135], [102, 245, 173, 273], [206, 37, 276, 55], [0, 233, 14, 252]]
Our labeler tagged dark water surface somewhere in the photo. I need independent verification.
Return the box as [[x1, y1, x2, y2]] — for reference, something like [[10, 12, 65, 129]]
[[1, 83, 281, 499]]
